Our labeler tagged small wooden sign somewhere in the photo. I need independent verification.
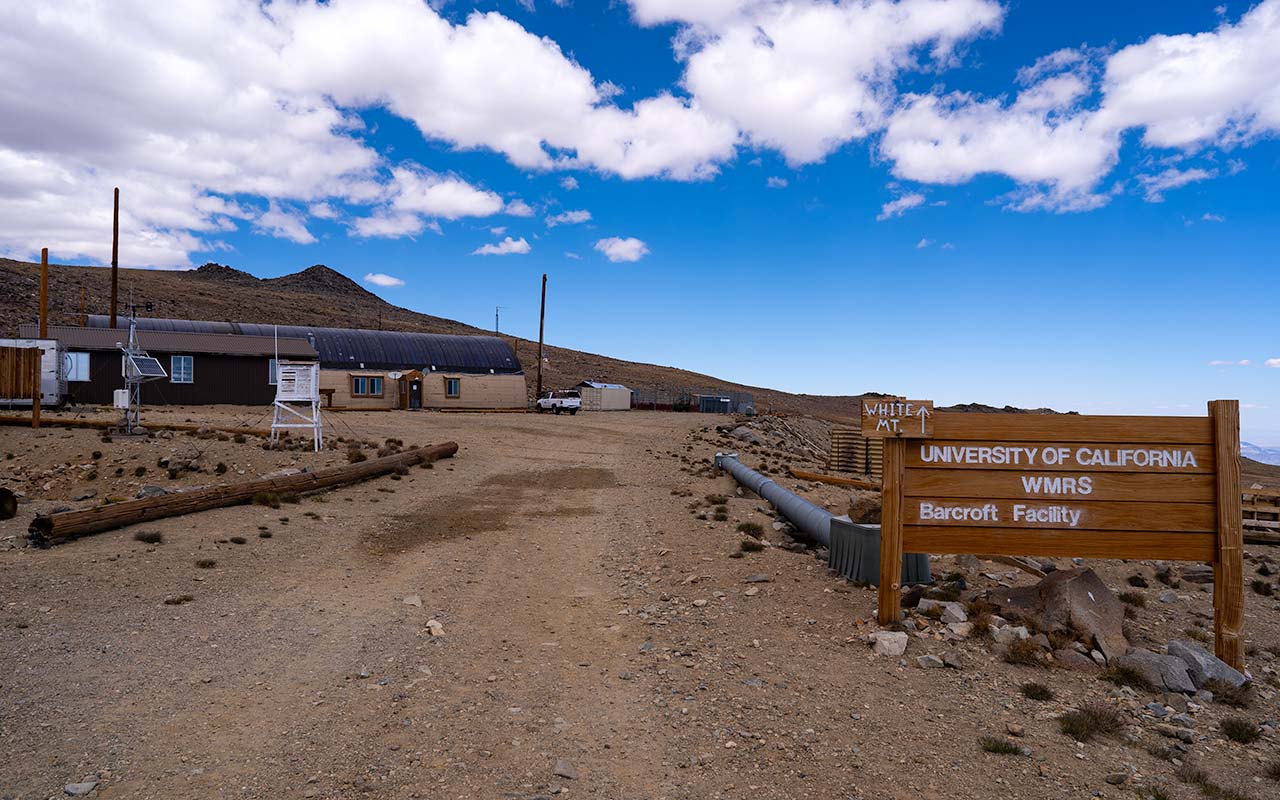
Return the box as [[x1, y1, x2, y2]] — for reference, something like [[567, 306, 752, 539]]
[[861, 398, 934, 438], [876, 401, 1245, 670]]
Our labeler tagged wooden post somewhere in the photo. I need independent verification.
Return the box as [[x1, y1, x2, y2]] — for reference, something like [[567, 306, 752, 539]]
[[535, 273, 546, 400], [30, 348, 41, 429], [39, 248, 49, 338], [110, 187, 119, 328], [877, 437, 905, 624], [1209, 399, 1244, 669]]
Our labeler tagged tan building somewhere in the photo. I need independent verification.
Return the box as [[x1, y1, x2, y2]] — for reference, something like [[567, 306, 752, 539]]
[[86, 316, 525, 411], [575, 381, 632, 411]]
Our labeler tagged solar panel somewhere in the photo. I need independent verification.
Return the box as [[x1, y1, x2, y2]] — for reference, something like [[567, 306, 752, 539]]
[[128, 355, 167, 378]]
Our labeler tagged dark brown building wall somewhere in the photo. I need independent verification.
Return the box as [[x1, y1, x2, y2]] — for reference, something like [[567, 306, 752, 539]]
[[68, 351, 286, 406]]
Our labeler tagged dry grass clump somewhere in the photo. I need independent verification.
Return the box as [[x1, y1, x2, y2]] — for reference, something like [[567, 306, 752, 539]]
[[1264, 759, 1280, 782], [133, 530, 164, 545], [163, 594, 194, 605], [1127, 573, 1149, 587], [739, 539, 765, 553], [1103, 664, 1155, 691], [229, 536, 247, 545], [1203, 679, 1254, 708], [195, 558, 217, 569], [252, 492, 281, 509], [736, 522, 764, 538], [1020, 681, 1054, 701], [1220, 716, 1260, 744], [1058, 702, 1124, 742], [1251, 579, 1274, 597], [346, 449, 367, 464], [1003, 638, 1042, 666], [1118, 590, 1146, 607], [978, 735, 1022, 755]]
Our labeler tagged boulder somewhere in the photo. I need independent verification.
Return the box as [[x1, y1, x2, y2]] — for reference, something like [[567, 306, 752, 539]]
[[992, 625, 1029, 646], [730, 426, 764, 445], [1053, 649, 1100, 673], [870, 631, 909, 657], [917, 599, 967, 623], [1113, 649, 1196, 694], [1166, 640, 1247, 689], [847, 489, 881, 524], [917, 654, 945, 669], [987, 568, 1127, 661], [1181, 565, 1214, 584]]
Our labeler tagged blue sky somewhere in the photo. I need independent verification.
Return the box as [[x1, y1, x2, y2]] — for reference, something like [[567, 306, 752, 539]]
[[2, 1, 1277, 442]]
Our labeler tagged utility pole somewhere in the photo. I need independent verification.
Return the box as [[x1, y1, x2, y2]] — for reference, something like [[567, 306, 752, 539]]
[[536, 274, 546, 399], [39, 248, 49, 338], [494, 305, 503, 334], [110, 187, 119, 328]]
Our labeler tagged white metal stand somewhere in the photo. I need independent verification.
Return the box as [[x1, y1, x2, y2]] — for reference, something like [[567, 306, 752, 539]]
[[270, 399, 323, 451], [269, 360, 323, 451]]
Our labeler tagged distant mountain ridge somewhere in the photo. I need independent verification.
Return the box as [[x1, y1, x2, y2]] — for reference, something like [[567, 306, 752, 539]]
[[1242, 442, 1280, 467]]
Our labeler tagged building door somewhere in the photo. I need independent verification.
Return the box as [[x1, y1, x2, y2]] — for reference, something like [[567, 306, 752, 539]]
[[409, 379, 422, 409]]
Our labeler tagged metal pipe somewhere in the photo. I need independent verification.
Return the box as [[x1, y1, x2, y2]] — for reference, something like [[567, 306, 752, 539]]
[[716, 452, 841, 546], [110, 187, 119, 328]]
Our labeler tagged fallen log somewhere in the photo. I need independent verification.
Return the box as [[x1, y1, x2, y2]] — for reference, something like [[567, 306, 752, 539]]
[[28, 441, 458, 547], [787, 467, 879, 491], [0, 415, 271, 438]]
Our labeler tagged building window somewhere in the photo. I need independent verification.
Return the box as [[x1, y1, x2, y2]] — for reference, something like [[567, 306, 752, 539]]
[[268, 358, 278, 386], [351, 375, 384, 397], [445, 377, 460, 398], [64, 351, 90, 382], [170, 355, 193, 384]]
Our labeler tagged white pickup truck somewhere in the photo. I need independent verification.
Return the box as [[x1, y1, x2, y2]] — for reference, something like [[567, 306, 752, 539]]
[[536, 390, 581, 414]]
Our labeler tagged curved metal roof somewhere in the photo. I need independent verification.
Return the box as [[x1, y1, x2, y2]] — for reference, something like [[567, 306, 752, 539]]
[[86, 316, 521, 374]]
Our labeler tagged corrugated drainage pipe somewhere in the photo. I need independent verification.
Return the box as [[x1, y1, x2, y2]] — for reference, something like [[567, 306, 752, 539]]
[[715, 452, 931, 586]]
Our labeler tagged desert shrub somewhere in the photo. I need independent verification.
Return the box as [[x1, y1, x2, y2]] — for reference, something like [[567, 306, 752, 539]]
[[1203, 679, 1254, 708], [705, 494, 728, 505], [1220, 716, 1260, 744], [1118, 591, 1146, 607], [133, 530, 164, 545], [233, 433, 246, 444], [1020, 682, 1054, 701], [281, 493, 301, 504], [252, 492, 281, 509], [1058, 702, 1124, 742], [978, 735, 1022, 755], [229, 536, 247, 545], [1250, 579, 1274, 597], [1128, 574, 1149, 588], [134, 466, 147, 477], [1257, 562, 1274, 577], [163, 594, 194, 605], [258, 531, 273, 538], [713, 512, 728, 522], [1103, 664, 1155, 691], [347, 449, 367, 464], [215, 462, 228, 474], [739, 539, 765, 553], [1003, 638, 1042, 666], [1265, 759, 1280, 782], [195, 558, 217, 569], [736, 522, 764, 538]]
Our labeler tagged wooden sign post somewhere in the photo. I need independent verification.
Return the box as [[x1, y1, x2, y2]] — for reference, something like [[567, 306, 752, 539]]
[[872, 401, 1244, 669]]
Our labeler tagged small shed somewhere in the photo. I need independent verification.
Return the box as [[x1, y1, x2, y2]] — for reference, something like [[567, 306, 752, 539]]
[[575, 381, 632, 411]]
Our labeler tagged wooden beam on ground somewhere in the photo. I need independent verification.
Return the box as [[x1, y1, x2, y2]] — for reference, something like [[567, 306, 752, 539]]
[[787, 467, 879, 491], [28, 441, 459, 547]]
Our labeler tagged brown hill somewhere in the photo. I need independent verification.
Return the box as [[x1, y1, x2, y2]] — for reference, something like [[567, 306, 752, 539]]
[[0, 258, 865, 416]]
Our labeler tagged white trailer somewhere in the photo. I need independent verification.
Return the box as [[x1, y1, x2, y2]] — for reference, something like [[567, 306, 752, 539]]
[[0, 338, 65, 407]]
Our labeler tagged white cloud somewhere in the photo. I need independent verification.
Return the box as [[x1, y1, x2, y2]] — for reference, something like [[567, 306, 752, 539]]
[[916, 238, 931, 249], [308, 202, 340, 220], [565, 251, 582, 259], [505, 199, 535, 217], [1208, 359, 1252, 366], [1136, 167, 1214, 202], [363, 272, 405, 287], [1201, 212, 1225, 222], [255, 202, 317, 245], [352, 211, 430, 239], [766, 176, 788, 188], [490, 226, 507, 235], [472, 236, 531, 255], [881, 1, 1280, 210], [876, 192, 925, 220], [546, 209, 592, 227], [560, 176, 579, 190], [594, 236, 649, 262], [387, 166, 504, 219], [1266, 358, 1280, 368], [675, 0, 1005, 165]]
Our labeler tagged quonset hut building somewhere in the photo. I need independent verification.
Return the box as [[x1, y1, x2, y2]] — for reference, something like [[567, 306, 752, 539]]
[[83, 316, 526, 410]]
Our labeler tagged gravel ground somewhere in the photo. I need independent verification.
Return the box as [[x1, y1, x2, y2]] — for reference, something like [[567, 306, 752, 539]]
[[1, 408, 1278, 800]]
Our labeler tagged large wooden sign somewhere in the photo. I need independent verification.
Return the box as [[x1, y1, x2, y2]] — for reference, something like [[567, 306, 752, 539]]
[[877, 401, 1244, 669], [861, 398, 934, 438]]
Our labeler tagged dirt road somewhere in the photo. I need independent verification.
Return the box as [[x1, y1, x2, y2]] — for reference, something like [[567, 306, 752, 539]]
[[2, 410, 1277, 799]]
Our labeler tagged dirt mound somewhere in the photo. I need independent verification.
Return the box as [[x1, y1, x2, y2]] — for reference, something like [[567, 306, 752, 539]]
[[264, 264, 376, 299]]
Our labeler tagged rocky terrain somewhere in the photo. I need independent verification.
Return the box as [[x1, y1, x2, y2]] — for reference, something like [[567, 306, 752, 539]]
[[1, 408, 1277, 800]]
